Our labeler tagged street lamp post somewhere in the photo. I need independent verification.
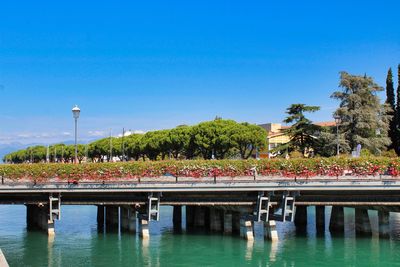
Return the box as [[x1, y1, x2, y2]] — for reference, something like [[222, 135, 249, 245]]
[[72, 105, 81, 164], [334, 115, 341, 157]]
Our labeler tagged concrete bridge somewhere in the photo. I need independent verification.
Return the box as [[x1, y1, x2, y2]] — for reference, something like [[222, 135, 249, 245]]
[[1, 175, 400, 241]]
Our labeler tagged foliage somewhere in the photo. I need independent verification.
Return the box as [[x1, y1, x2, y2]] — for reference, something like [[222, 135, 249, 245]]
[[1, 158, 400, 182], [276, 104, 320, 156], [4, 119, 267, 163], [314, 127, 350, 157], [396, 64, 400, 155], [331, 72, 391, 155], [386, 68, 397, 151]]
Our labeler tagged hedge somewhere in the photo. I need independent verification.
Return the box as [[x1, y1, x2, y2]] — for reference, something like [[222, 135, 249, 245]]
[[0, 157, 399, 182]]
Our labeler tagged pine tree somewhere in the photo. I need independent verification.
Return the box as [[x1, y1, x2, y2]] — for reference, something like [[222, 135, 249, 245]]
[[385, 68, 396, 150], [331, 72, 391, 154], [396, 64, 400, 154], [279, 104, 321, 156]]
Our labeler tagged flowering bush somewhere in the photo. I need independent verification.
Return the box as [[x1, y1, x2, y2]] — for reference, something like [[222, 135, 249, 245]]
[[0, 157, 399, 182]]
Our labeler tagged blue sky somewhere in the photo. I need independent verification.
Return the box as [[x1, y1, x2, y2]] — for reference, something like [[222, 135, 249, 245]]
[[0, 1, 399, 145]]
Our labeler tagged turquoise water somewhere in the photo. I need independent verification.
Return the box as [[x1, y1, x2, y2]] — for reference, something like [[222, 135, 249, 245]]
[[1, 205, 400, 266]]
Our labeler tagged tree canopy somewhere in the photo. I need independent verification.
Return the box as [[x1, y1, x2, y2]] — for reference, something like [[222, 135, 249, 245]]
[[332, 72, 391, 154], [3, 119, 267, 163]]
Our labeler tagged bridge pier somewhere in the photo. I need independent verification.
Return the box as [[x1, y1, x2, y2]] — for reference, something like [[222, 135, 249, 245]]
[[138, 214, 149, 239], [232, 212, 241, 234], [223, 211, 233, 234], [294, 205, 307, 229], [26, 204, 55, 235], [173, 206, 182, 230], [194, 207, 206, 228], [355, 208, 372, 236], [315, 206, 325, 232], [209, 208, 223, 232], [185, 206, 195, 229], [240, 216, 254, 241], [105, 206, 119, 230], [329, 206, 344, 233], [378, 211, 390, 238], [264, 220, 278, 241], [97, 205, 105, 230], [120, 206, 136, 233]]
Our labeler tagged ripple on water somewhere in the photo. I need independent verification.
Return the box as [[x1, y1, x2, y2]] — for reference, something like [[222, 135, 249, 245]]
[[0, 205, 399, 266]]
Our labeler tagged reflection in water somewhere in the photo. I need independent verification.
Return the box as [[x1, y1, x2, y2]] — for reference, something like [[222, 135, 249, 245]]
[[1, 205, 400, 266]]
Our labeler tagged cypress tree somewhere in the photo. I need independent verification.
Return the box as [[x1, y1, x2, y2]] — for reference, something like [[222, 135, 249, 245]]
[[396, 64, 400, 154], [385, 68, 396, 150]]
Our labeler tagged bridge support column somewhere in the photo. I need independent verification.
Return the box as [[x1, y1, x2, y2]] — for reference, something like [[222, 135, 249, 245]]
[[138, 214, 149, 239], [329, 206, 344, 233], [97, 205, 105, 230], [121, 206, 136, 233], [223, 211, 233, 234], [316, 206, 325, 232], [264, 220, 278, 241], [105, 206, 119, 230], [209, 208, 222, 232], [378, 211, 390, 238], [240, 216, 254, 241], [185, 206, 195, 229], [232, 212, 241, 234], [294, 205, 307, 229], [355, 208, 372, 236], [26, 205, 55, 235], [194, 207, 206, 227], [173, 206, 182, 230]]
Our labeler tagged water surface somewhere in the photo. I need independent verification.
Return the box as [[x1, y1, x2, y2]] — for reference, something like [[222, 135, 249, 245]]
[[0, 206, 400, 266]]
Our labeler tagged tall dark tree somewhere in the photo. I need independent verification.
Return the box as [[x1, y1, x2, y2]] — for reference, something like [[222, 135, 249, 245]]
[[396, 64, 400, 154], [385, 68, 396, 150]]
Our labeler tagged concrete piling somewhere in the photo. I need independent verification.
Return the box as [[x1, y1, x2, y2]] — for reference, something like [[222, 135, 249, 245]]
[[120, 206, 136, 233], [173, 206, 182, 230], [26, 205, 54, 235], [223, 211, 233, 234], [315, 206, 325, 232], [232, 212, 241, 234], [138, 214, 150, 239], [240, 216, 254, 241], [97, 205, 105, 230], [264, 220, 278, 241], [209, 208, 222, 232], [355, 208, 372, 236], [329, 206, 344, 233], [294, 205, 307, 229], [185, 206, 195, 228], [105, 206, 119, 230], [194, 207, 206, 227], [378, 210, 390, 238]]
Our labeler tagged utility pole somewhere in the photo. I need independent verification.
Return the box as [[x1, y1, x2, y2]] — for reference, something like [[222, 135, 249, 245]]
[[122, 128, 126, 162], [109, 129, 113, 162]]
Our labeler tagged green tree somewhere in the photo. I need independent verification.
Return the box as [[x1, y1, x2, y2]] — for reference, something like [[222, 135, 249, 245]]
[[124, 134, 142, 160], [231, 123, 267, 159], [141, 130, 171, 160], [385, 68, 396, 151], [192, 119, 236, 159], [396, 64, 400, 154], [331, 72, 391, 154], [314, 126, 350, 157], [278, 104, 321, 156], [168, 125, 193, 159]]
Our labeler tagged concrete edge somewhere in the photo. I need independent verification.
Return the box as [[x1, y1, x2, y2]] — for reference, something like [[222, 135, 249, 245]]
[[0, 249, 9, 267]]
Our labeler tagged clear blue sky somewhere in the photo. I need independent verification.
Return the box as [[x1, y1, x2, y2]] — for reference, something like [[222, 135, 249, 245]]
[[0, 1, 399, 144]]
